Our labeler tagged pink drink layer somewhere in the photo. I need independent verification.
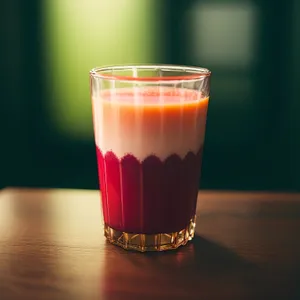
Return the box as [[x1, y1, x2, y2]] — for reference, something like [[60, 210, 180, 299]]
[[92, 87, 209, 234]]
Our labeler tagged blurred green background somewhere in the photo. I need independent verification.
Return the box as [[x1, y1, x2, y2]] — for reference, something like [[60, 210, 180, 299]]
[[1, 0, 299, 191]]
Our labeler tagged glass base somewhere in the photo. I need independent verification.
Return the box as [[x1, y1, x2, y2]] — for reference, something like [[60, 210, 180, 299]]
[[104, 216, 196, 252]]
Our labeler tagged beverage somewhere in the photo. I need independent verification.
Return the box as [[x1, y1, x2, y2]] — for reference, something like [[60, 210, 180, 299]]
[[90, 65, 211, 251]]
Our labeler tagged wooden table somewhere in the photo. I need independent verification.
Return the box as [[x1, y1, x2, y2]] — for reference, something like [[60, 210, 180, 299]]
[[0, 189, 300, 300]]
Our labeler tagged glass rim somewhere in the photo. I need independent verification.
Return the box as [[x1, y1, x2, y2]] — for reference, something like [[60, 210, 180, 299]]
[[89, 64, 211, 82]]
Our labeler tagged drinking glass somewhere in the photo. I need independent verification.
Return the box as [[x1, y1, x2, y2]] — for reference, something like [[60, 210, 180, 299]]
[[89, 65, 211, 252]]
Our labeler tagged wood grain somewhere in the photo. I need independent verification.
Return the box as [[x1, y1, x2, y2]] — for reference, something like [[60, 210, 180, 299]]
[[0, 188, 300, 300]]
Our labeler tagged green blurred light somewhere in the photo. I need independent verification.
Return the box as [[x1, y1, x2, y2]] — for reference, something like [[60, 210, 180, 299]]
[[44, 0, 158, 140]]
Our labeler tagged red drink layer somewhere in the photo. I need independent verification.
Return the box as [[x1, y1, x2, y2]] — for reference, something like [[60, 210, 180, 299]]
[[92, 87, 209, 234]]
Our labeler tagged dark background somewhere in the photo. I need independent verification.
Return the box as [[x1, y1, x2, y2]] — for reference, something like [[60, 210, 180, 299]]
[[1, 0, 299, 191]]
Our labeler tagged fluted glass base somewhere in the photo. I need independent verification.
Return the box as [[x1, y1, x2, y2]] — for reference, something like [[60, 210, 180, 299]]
[[104, 215, 196, 252]]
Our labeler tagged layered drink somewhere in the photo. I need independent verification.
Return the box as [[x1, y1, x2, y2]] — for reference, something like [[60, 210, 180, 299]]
[[90, 65, 211, 252]]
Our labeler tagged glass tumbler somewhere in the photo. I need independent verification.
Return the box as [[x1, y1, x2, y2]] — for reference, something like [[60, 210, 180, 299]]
[[89, 65, 211, 252]]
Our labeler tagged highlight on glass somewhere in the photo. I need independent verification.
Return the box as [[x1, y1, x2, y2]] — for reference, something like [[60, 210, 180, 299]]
[[90, 65, 211, 252]]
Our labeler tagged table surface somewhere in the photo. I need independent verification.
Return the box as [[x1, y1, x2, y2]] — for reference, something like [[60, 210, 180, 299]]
[[0, 188, 300, 300]]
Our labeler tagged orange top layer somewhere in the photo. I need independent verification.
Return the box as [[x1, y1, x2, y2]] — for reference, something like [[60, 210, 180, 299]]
[[100, 87, 208, 111], [92, 87, 209, 158]]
